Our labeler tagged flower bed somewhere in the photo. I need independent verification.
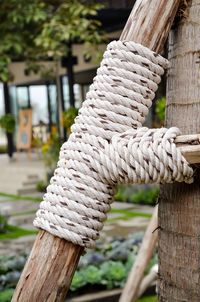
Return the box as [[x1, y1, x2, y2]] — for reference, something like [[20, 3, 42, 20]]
[[0, 232, 157, 301]]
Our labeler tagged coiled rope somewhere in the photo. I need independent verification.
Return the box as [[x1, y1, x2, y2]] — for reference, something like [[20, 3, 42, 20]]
[[34, 41, 193, 248]]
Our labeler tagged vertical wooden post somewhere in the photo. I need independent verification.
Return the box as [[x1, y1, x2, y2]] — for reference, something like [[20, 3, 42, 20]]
[[158, 1, 200, 301]]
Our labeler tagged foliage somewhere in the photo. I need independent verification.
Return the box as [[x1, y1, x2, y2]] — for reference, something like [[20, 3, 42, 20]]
[[100, 261, 126, 289], [0, 114, 15, 133], [0, 192, 41, 202], [0, 288, 15, 302], [0, 213, 9, 234], [0, 145, 7, 154], [62, 107, 79, 134], [0, 233, 157, 299], [108, 209, 152, 223], [130, 187, 159, 205], [137, 296, 157, 302], [155, 97, 166, 125], [0, 0, 106, 82], [36, 180, 47, 193], [0, 225, 37, 240], [71, 261, 126, 291], [70, 270, 87, 291], [115, 185, 159, 206], [71, 233, 145, 292], [41, 126, 61, 174], [0, 253, 28, 299], [35, 0, 106, 61]]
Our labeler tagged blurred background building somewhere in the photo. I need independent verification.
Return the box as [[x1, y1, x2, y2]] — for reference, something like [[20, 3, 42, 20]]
[[1, 0, 158, 157]]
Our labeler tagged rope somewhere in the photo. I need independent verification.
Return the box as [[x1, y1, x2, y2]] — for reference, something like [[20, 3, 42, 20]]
[[34, 41, 193, 248]]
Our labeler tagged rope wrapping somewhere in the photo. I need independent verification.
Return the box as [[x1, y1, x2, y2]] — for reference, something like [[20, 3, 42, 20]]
[[34, 41, 193, 248]]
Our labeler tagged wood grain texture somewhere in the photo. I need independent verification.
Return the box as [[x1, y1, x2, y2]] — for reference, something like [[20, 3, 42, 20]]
[[158, 0, 200, 301], [178, 145, 200, 164], [120, 0, 181, 52], [175, 134, 200, 164], [11, 230, 84, 302], [12, 0, 182, 301]]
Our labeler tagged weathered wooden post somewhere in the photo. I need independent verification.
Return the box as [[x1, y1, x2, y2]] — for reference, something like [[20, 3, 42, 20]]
[[12, 1, 200, 301], [158, 0, 200, 300]]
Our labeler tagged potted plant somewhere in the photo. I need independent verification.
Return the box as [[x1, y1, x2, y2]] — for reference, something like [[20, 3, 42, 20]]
[[0, 114, 15, 134]]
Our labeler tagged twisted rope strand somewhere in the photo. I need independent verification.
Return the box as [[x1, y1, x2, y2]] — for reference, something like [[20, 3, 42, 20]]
[[34, 41, 193, 248]]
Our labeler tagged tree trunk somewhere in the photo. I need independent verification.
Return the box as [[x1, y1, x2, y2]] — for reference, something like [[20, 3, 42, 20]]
[[158, 1, 200, 301]]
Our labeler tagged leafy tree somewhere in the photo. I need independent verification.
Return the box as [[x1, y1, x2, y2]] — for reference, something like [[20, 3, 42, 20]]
[[0, 0, 106, 82]]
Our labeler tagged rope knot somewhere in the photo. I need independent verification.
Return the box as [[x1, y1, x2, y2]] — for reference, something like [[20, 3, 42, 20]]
[[34, 40, 193, 248], [110, 127, 193, 185]]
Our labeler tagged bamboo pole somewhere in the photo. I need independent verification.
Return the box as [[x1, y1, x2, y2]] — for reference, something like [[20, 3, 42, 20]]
[[12, 1, 183, 301]]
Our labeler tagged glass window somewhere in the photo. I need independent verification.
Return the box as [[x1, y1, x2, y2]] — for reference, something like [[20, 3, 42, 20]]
[[48, 84, 58, 125], [62, 76, 83, 109], [74, 84, 81, 108], [17, 87, 29, 109], [62, 76, 70, 109], [30, 86, 49, 126]]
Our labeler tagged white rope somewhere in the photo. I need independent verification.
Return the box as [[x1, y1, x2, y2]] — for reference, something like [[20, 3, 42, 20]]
[[34, 41, 193, 248]]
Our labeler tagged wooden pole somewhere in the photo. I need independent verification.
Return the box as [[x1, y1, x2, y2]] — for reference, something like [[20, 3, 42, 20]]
[[12, 1, 182, 301], [158, 1, 200, 300], [12, 231, 83, 302], [175, 134, 200, 164], [120, 206, 158, 302]]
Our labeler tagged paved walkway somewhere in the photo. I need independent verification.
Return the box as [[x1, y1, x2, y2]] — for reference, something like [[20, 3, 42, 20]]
[[0, 152, 46, 194]]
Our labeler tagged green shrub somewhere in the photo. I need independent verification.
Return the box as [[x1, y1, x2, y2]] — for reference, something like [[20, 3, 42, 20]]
[[130, 187, 159, 205], [36, 180, 47, 192], [70, 270, 87, 291], [0, 213, 8, 234], [100, 261, 126, 289], [137, 296, 157, 302], [41, 126, 61, 175], [62, 107, 78, 134], [114, 186, 128, 202], [85, 265, 102, 285], [0, 288, 14, 302], [0, 233, 157, 297], [0, 114, 15, 133], [155, 97, 166, 123], [115, 185, 159, 206]]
